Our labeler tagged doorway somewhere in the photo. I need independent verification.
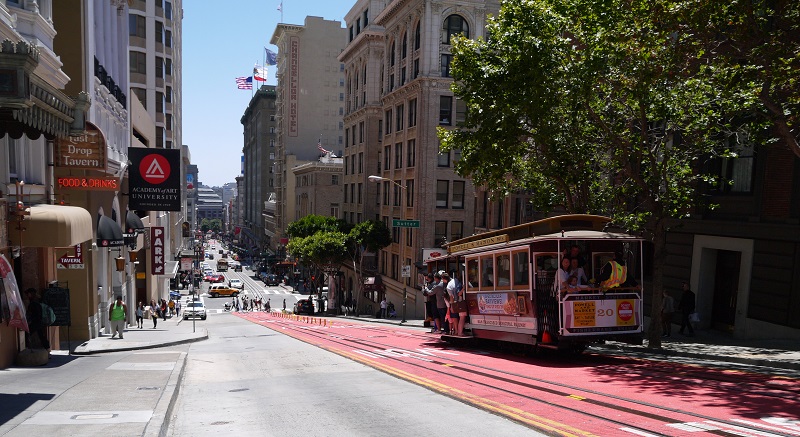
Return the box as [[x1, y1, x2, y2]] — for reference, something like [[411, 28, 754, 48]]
[[711, 250, 741, 332]]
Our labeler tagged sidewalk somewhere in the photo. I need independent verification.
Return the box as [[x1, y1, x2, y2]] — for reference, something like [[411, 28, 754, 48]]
[[72, 313, 208, 355]]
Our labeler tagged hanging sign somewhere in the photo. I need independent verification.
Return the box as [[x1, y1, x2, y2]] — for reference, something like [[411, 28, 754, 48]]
[[57, 244, 84, 269], [129, 148, 181, 211], [151, 226, 165, 275]]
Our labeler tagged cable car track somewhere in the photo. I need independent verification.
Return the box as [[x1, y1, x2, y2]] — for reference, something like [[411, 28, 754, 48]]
[[241, 314, 800, 437]]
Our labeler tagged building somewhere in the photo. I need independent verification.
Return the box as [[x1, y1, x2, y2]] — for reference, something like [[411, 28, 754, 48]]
[[270, 16, 347, 249], [196, 186, 224, 223], [336, 0, 497, 317], [293, 153, 344, 219], [241, 86, 277, 252]]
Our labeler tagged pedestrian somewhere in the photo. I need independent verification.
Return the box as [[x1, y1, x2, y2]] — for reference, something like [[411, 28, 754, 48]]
[[380, 297, 387, 318], [136, 302, 145, 329], [25, 288, 50, 350], [176, 299, 181, 316], [662, 289, 675, 337], [160, 299, 168, 321], [149, 299, 159, 328], [109, 295, 127, 339], [678, 282, 696, 336], [266, 299, 271, 312], [283, 298, 286, 312], [168, 299, 175, 316]]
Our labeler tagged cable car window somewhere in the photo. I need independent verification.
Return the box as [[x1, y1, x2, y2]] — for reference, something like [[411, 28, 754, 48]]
[[466, 258, 479, 289], [496, 253, 511, 288], [481, 256, 494, 287], [513, 250, 529, 286]]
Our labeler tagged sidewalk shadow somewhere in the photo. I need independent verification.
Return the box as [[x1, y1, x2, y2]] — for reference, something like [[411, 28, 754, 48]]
[[0, 392, 55, 426]]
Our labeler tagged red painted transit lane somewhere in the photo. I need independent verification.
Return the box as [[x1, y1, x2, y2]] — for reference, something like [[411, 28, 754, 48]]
[[236, 312, 800, 437]]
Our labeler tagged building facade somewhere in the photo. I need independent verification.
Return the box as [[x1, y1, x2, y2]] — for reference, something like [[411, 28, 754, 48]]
[[292, 154, 344, 219], [241, 85, 277, 252], [270, 16, 347, 249]]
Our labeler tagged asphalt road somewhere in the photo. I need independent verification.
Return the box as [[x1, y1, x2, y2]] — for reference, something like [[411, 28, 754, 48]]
[[166, 311, 540, 437]]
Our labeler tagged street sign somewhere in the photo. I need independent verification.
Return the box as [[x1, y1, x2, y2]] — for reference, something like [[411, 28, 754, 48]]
[[401, 265, 411, 278], [392, 219, 420, 228]]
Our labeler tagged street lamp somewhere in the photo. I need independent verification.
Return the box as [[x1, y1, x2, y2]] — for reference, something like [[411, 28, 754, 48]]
[[368, 175, 410, 323]]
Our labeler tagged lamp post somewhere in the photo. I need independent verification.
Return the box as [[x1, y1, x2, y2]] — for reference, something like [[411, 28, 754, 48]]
[[367, 175, 412, 323]]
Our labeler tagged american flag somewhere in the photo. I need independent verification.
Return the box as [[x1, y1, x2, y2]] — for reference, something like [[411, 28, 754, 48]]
[[317, 139, 331, 155], [236, 76, 253, 90]]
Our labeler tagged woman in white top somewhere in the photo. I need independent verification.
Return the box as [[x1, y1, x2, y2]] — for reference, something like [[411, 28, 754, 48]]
[[555, 257, 571, 295], [570, 258, 589, 285]]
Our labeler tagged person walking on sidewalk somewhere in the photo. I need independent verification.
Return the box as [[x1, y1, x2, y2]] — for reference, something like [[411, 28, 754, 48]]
[[136, 302, 144, 329], [662, 290, 674, 337], [149, 299, 159, 328], [109, 296, 127, 339], [25, 288, 50, 350], [678, 282, 696, 336], [380, 297, 387, 319]]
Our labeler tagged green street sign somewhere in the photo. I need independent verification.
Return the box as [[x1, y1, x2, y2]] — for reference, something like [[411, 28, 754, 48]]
[[392, 219, 420, 228]]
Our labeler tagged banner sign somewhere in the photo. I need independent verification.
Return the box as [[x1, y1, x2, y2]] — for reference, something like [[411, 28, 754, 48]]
[[129, 148, 182, 211], [57, 176, 119, 191], [561, 295, 641, 335], [151, 226, 165, 275]]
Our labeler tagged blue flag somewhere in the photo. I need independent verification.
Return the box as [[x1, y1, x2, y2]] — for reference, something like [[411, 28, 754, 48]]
[[265, 48, 278, 66]]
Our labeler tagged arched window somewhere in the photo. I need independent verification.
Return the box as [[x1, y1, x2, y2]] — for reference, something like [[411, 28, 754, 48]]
[[401, 32, 407, 59], [443, 15, 469, 44], [390, 41, 396, 66]]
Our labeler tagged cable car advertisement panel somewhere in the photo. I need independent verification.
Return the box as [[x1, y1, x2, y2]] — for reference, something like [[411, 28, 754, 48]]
[[561, 293, 641, 336]]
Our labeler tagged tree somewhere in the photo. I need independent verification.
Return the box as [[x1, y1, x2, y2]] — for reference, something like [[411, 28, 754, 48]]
[[440, 0, 739, 347], [347, 220, 392, 313]]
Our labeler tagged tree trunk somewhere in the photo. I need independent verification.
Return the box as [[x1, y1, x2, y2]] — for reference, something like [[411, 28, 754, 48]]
[[647, 219, 667, 348]]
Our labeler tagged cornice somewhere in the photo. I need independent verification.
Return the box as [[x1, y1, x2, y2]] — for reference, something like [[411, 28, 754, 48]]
[[375, 0, 414, 26]]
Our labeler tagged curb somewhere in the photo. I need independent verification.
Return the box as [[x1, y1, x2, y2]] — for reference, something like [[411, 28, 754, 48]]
[[143, 351, 187, 437], [590, 343, 800, 371], [71, 332, 209, 355]]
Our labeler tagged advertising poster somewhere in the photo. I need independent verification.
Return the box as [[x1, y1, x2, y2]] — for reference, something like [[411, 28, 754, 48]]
[[562, 297, 640, 335]]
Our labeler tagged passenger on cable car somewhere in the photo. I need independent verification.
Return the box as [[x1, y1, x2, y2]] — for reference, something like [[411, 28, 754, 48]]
[[570, 258, 589, 286], [564, 275, 584, 295], [555, 257, 572, 294]]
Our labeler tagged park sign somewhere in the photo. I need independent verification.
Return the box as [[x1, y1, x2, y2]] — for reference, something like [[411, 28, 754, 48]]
[[392, 219, 420, 228], [129, 148, 181, 211]]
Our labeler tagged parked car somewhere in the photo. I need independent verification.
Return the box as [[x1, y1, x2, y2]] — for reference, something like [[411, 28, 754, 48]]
[[293, 299, 314, 315], [184, 301, 207, 320], [228, 279, 243, 289], [208, 284, 239, 298]]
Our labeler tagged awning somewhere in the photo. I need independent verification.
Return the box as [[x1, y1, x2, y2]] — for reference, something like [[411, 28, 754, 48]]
[[125, 211, 145, 234], [8, 204, 92, 247], [97, 215, 124, 247], [159, 260, 179, 277]]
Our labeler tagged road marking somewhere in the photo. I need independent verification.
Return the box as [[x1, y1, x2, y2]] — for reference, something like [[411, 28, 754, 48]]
[[23, 410, 153, 425], [619, 427, 662, 437], [567, 394, 585, 401]]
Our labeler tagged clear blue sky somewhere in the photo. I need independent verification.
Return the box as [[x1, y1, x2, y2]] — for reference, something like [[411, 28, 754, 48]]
[[182, 1, 350, 187]]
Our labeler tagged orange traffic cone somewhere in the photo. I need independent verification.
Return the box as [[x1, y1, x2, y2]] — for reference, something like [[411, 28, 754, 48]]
[[542, 331, 552, 344]]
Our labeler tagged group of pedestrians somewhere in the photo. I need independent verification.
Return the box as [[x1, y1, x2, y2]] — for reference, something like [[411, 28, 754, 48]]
[[422, 270, 467, 335], [230, 296, 271, 312]]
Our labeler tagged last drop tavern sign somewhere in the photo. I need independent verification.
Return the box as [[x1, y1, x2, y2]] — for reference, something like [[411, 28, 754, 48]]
[[129, 148, 181, 211]]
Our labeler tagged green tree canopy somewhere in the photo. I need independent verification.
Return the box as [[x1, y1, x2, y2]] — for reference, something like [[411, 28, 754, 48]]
[[439, 0, 764, 347]]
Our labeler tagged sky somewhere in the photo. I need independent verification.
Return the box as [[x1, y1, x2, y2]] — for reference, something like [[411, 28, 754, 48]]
[[182, 1, 351, 187]]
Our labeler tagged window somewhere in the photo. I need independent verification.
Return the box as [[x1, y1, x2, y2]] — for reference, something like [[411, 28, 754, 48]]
[[165, 30, 172, 48], [441, 54, 452, 77], [332, 175, 339, 186], [132, 87, 147, 109], [166, 113, 172, 130], [452, 181, 465, 208], [358, 152, 363, 173], [269, 127, 275, 133], [390, 41, 396, 67], [395, 142, 403, 169], [270, 139, 275, 147], [358, 183, 363, 204], [393, 182, 401, 206], [436, 180, 449, 208], [414, 21, 421, 50], [513, 251, 530, 286], [385, 109, 392, 134], [408, 99, 417, 127], [344, 183, 349, 203], [165, 1, 172, 19], [156, 127, 165, 148], [7, 137, 18, 179], [344, 157, 349, 175], [349, 26, 354, 42], [406, 179, 414, 207], [455, 98, 467, 125], [345, 128, 349, 147], [331, 204, 340, 218], [383, 181, 390, 205], [396, 104, 404, 131], [435, 221, 448, 247], [129, 14, 146, 38], [130, 51, 146, 75], [496, 253, 511, 289], [156, 91, 164, 114], [413, 59, 419, 79], [401, 32, 407, 59], [443, 15, 469, 44], [713, 139, 755, 193], [384, 145, 391, 170], [359, 121, 364, 143], [451, 221, 463, 244], [155, 21, 164, 45], [438, 150, 450, 167], [363, 9, 369, 26], [165, 86, 172, 102], [356, 18, 361, 34], [165, 58, 172, 76], [407, 139, 416, 167], [156, 56, 164, 78], [439, 96, 452, 125]]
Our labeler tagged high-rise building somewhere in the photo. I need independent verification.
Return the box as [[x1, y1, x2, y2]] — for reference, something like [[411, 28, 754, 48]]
[[270, 16, 347, 249]]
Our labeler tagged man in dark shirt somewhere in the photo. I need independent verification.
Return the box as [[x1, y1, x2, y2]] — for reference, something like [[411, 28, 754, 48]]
[[678, 282, 696, 335], [25, 288, 50, 350]]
